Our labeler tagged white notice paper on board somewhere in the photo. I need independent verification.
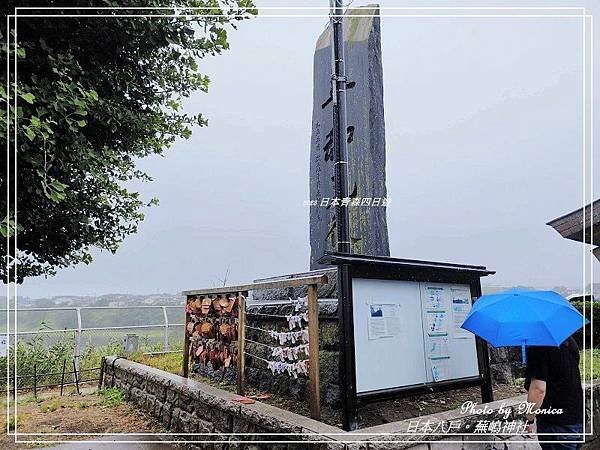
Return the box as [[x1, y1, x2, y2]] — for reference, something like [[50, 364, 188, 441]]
[[426, 310, 448, 335], [428, 334, 449, 358], [368, 303, 401, 340], [424, 286, 447, 310], [431, 357, 450, 381], [451, 288, 472, 339]]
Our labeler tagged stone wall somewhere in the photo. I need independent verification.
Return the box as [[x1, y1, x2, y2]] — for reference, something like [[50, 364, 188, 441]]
[[489, 347, 524, 384], [101, 357, 599, 449], [245, 299, 341, 408], [103, 356, 342, 449], [251, 269, 337, 302], [585, 380, 600, 447], [192, 297, 341, 407]]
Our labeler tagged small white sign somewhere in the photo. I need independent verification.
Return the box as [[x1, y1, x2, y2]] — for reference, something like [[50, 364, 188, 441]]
[[0, 335, 7, 357]]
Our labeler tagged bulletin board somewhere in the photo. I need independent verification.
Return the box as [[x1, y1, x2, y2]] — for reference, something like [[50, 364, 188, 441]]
[[317, 252, 494, 431], [352, 278, 479, 394]]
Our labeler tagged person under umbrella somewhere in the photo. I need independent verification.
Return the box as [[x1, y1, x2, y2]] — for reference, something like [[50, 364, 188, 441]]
[[524, 335, 583, 449], [461, 289, 588, 449]]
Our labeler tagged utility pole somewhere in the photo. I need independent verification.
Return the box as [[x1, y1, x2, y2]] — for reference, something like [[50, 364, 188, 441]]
[[329, 0, 357, 431], [329, 0, 351, 252]]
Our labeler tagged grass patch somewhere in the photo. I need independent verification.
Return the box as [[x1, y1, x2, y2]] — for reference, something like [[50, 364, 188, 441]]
[[7, 414, 27, 431], [131, 352, 182, 375], [97, 387, 124, 407], [510, 377, 525, 386], [20, 394, 39, 405], [581, 349, 600, 380], [40, 401, 61, 413]]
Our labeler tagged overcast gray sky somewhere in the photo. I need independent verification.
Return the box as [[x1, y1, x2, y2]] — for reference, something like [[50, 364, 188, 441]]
[[17, 0, 599, 298]]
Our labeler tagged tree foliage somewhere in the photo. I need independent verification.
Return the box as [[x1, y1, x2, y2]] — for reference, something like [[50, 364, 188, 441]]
[[571, 300, 599, 349], [1, 1, 256, 283]]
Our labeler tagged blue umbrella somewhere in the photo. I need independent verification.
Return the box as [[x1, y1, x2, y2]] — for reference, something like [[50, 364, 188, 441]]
[[461, 289, 589, 363]]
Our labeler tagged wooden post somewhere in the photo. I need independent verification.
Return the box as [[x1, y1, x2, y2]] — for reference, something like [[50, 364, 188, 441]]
[[60, 359, 66, 396], [33, 364, 37, 399], [98, 356, 106, 390], [236, 291, 246, 395], [338, 265, 358, 431], [72, 359, 80, 395], [307, 283, 321, 420], [182, 297, 190, 378], [472, 279, 494, 403]]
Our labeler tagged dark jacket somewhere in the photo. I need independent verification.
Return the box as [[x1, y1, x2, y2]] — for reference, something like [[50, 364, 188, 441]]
[[524, 337, 583, 425]]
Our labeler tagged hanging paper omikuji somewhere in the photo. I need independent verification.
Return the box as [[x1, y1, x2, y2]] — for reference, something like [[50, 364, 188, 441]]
[[267, 360, 309, 379], [286, 312, 308, 330], [269, 329, 310, 345], [271, 343, 309, 361]]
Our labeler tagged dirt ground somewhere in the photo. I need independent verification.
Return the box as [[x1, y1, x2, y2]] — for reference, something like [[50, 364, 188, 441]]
[[0, 384, 166, 449]]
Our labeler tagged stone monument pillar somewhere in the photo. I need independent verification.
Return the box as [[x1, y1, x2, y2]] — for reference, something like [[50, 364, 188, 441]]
[[309, 5, 390, 269]]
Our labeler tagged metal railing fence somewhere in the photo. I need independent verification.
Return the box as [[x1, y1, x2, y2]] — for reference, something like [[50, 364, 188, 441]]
[[1, 305, 184, 371], [0, 359, 100, 395]]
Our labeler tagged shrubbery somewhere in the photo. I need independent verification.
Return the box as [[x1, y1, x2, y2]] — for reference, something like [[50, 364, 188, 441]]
[[0, 335, 125, 390], [571, 300, 599, 349]]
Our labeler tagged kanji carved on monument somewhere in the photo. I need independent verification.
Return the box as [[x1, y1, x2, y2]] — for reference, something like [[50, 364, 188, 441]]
[[309, 5, 390, 269]]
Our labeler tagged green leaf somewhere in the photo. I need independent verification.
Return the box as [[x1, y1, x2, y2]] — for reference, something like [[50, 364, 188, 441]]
[[181, 127, 192, 139], [74, 109, 87, 116], [47, 190, 66, 202], [0, 215, 22, 238], [167, 99, 181, 111], [30, 116, 41, 128], [21, 92, 35, 104], [76, 119, 87, 127], [24, 127, 35, 141], [49, 179, 68, 192]]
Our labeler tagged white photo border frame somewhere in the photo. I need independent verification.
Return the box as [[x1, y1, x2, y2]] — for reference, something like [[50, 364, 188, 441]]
[[5, 4, 595, 445]]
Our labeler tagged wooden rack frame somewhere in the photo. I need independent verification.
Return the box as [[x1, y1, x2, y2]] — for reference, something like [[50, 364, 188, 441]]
[[182, 273, 328, 420]]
